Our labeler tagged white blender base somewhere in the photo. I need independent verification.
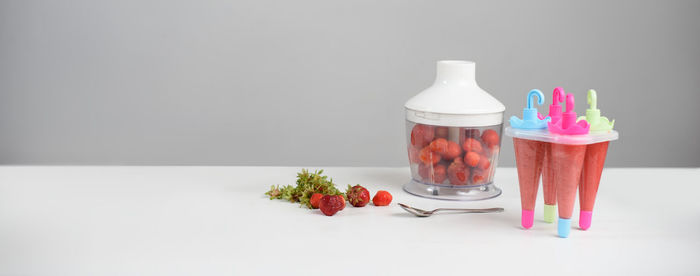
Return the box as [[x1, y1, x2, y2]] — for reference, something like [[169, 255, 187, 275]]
[[403, 179, 502, 201]]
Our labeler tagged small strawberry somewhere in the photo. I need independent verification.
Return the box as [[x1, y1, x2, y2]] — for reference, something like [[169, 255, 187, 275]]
[[462, 138, 483, 154], [443, 141, 462, 160], [471, 168, 488, 185], [419, 146, 441, 165], [435, 127, 449, 139], [464, 151, 481, 167], [346, 185, 370, 207], [372, 190, 393, 206], [447, 159, 469, 185], [319, 195, 344, 216], [310, 193, 323, 209], [488, 145, 500, 157], [431, 163, 447, 184], [477, 155, 491, 170], [339, 196, 346, 210], [410, 124, 435, 148], [429, 138, 449, 155], [481, 129, 500, 149]]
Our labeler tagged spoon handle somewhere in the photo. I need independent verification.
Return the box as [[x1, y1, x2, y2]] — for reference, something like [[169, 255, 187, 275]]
[[435, 207, 504, 213]]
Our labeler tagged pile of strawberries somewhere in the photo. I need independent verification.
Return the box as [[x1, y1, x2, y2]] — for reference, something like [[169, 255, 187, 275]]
[[311, 185, 393, 216], [408, 124, 500, 186]]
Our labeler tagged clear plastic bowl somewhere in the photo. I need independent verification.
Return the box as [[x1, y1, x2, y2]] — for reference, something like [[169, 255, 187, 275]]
[[404, 121, 503, 200]]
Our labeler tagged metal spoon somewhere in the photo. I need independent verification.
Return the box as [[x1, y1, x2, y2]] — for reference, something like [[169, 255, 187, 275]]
[[398, 203, 504, 217]]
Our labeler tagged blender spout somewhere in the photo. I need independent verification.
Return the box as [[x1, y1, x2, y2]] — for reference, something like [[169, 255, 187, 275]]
[[434, 60, 477, 86]]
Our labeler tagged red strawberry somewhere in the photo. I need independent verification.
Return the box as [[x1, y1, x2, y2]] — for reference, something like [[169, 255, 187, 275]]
[[407, 146, 420, 164], [443, 141, 462, 160], [471, 169, 488, 185], [447, 159, 469, 185], [477, 155, 491, 170], [410, 124, 435, 148], [435, 127, 449, 139], [462, 138, 483, 154], [429, 138, 449, 155], [310, 193, 323, 209], [339, 196, 346, 210], [431, 163, 447, 184], [419, 147, 441, 165], [319, 195, 344, 216], [346, 185, 370, 207], [464, 151, 480, 167], [481, 129, 500, 149], [372, 190, 393, 206], [488, 145, 500, 157]]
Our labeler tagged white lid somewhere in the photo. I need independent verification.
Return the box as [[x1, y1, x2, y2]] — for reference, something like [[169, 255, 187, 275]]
[[405, 61, 505, 127]]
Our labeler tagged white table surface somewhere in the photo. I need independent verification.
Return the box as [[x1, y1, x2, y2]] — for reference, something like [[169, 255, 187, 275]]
[[0, 166, 698, 275]]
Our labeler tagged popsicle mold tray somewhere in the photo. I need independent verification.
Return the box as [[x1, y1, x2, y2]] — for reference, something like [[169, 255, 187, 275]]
[[405, 122, 503, 200], [505, 127, 618, 145]]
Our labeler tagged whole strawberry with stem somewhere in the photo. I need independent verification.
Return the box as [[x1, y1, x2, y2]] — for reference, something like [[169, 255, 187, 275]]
[[346, 184, 370, 207]]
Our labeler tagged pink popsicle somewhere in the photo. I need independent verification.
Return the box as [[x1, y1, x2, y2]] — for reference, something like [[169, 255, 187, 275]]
[[513, 137, 546, 229]]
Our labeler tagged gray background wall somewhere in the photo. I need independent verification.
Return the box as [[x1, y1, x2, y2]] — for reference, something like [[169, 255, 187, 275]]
[[1, 0, 699, 167]]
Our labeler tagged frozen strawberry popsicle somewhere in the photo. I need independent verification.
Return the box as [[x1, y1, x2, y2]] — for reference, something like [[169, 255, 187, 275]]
[[548, 94, 590, 238], [541, 144, 556, 223], [577, 90, 615, 230], [541, 87, 566, 223], [509, 89, 549, 229], [549, 143, 586, 236]]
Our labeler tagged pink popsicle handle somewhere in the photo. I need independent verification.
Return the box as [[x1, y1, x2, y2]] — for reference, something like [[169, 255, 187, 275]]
[[522, 209, 534, 229], [579, 211, 593, 230]]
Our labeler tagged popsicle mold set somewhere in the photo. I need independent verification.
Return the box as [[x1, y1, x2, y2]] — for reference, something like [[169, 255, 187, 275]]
[[506, 87, 618, 238]]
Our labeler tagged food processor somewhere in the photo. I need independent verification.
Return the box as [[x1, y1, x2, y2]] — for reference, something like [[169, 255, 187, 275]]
[[404, 60, 505, 200]]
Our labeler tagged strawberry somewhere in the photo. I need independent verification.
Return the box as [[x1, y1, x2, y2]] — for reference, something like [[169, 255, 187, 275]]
[[447, 159, 469, 185], [319, 195, 344, 216], [310, 193, 323, 209], [419, 147, 441, 165], [464, 151, 481, 167], [443, 141, 462, 160], [477, 155, 491, 170], [339, 196, 346, 210], [346, 185, 370, 207], [417, 163, 446, 184], [372, 190, 393, 206], [481, 129, 500, 149], [488, 145, 500, 157], [471, 168, 488, 185], [435, 127, 449, 139], [462, 138, 483, 154], [410, 124, 435, 148], [431, 163, 447, 184], [429, 138, 449, 155]]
